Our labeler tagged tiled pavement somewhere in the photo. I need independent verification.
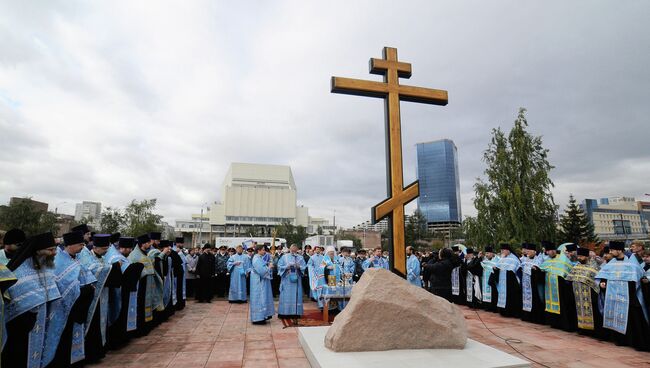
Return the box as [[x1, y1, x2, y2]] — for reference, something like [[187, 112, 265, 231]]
[[91, 299, 650, 368]]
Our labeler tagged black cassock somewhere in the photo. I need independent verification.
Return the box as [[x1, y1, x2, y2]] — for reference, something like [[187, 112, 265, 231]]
[[3, 309, 36, 367], [521, 267, 546, 325], [195, 252, 216, 302], [107, 262, 144, 349], [485, 270, 499, 313], [152, 255, 167, 324], [133, 269, 150, 337], [538, 274, 575, 332], [161, 255, 176, 320], [85, 262, 121, 363], [169, 251, 185, 310], [47, 284, 94, 368], [601, 281, 650, 352], [493, 268, 522, 318], [465, 257, 483, 309]]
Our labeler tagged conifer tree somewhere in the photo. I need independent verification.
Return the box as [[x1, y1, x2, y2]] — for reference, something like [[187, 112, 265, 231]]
[[558, 194, 598, 245]]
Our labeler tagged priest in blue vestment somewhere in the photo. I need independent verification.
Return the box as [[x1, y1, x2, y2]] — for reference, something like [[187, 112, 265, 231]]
[[172, 237, 187, 310], [250, 244, 275, 324], [227, 244, 251, 303], [277, 244, 307, 319], [406, 246, 422, 287], [480, 246, 499, 312], [596, 240, 650, 351], [317, 246, 344, 312], [78, 234, 116, 363], [362, 247, 389, 270], [3, 232, 61, 368], [43, 230, 97, 368], [105, 237, 144, 349], [307, 246, 324, 308], [494, 243, 522, 318], [127, 234, 160, 336], [146, 236, 167, 323]]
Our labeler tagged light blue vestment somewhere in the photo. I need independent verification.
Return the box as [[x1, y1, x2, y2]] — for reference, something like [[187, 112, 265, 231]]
[[128, 246, 158, 323], [496, 253, 521, 309], [105, 246, 127, 326], [42, 250, 97, 366], [407, 254, 422, 287], [278, 253, 307, 316], [146, 249, 165, 312], [227, 253, 251, 302], [596, 258, 646, 334], [362, 256, 389, 270], [78, 247, 111, 345], [317, 255, 343, 311], [521, 256, 541, 312], [6, 258, 61, 368], [307, 254, 324, 308], [0, 249, 9, 266], [480, 256, 499, 303], [175, 247, 187, 301], [250, 254, 274, 322]]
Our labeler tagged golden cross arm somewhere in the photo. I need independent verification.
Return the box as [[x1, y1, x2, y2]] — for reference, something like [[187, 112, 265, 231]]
[[331, 77, 448, 105]]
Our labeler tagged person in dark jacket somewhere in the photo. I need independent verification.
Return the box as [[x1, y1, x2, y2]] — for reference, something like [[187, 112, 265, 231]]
[[196, 244, 216, 303], [425, 248, 455, 302]]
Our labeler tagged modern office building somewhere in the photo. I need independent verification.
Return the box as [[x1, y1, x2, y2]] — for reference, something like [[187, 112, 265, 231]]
[[352, 219, 389, 232], [415, 139, 462, 229], [581, 196, 650, 241], [74, 201, 102, 229]]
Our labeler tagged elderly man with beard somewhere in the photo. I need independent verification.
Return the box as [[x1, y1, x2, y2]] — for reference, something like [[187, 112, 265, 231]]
[[4, 232, 61, 368], [494, 244, 522, 318], [480, 246, 499, 312], [0, 228, 26, 265], [78, 234, 117, 363], [535, 241, 576, 332]]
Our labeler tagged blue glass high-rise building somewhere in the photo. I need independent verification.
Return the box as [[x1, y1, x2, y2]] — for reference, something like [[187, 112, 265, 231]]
[[415, 139, 462, 224]]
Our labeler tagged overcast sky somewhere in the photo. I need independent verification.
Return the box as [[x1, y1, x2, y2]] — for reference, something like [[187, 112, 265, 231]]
[[1, 1, 649, 228]]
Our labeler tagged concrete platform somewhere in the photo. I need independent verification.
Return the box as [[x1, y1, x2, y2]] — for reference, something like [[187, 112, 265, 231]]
[[298, 326, 531, 368]]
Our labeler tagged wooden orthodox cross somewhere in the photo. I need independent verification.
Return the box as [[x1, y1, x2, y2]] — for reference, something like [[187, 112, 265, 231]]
[[331, 47, 448, 277]]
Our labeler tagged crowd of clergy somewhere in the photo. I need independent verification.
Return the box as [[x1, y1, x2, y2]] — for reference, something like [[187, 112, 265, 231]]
[[0, 226, 393, 368], [0, 226, 189, 368], [4, 222, 649, 367], [418, 240, 650, 352]]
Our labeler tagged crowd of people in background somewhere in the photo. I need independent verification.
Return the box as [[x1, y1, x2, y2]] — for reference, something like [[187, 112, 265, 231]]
[[418, 240, 650, 352], [4, 223, 648, 367]]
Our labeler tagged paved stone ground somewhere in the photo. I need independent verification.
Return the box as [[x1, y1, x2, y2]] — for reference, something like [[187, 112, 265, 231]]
[[91, 299, 650, 368]]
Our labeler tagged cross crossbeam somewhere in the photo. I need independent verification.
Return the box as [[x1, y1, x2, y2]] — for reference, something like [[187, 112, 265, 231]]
[[331, 47, 448, 277]]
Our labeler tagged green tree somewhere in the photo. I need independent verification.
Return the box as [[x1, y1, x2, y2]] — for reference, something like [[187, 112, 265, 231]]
[[473, 108, 557, 245], [558, 194, 598, 245], [0, 198, 59, 236], [405, 209, 429, 246], [122, 199, 163, 236], [100, 206, 125, 234]]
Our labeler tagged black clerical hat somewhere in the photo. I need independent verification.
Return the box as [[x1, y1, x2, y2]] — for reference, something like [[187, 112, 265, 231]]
[[93, 234, 111, 247], [110, 232, 121, 243], [203, 243, 212, 249], [3, 228, 26, 245], [63, 231, 84, 246], [577, 247, 590, 257], [451, 245, 459, 251], [175, 237, 184, 244], [137, 234, 151, 245], [522, 243, 536, 251], [119, 237, 136, 249], [499, 243, 511, 251], [72, 224, 90, 234], [484, 246, 494, 253], [149, 232, 162, 240], [565, 243, 577, 252], [466, 248, 474, 254], [541, 240, 556, 251], [7, 232, 56, 271], [609, 241, 625, 251], [160, 240, 171, 247]]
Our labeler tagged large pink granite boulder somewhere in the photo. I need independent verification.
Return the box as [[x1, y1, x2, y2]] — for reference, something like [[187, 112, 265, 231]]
[[324, 268, 467, 352]]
